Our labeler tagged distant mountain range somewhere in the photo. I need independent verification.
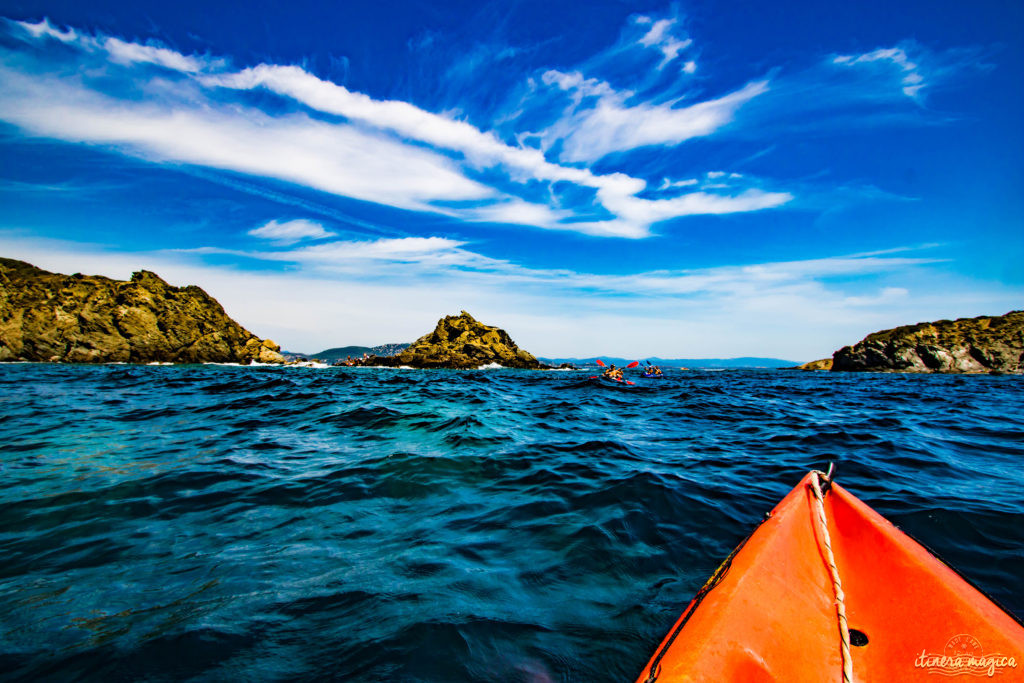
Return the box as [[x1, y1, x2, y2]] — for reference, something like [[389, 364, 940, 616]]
[[284, 343, 409, 363], [539, 356, 799, 368], [282, 346, 796, 368]]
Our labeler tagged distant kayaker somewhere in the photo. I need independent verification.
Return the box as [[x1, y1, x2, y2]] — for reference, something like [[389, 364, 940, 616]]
[[603, 364, 618, 378], [603, 364, 623, 380]]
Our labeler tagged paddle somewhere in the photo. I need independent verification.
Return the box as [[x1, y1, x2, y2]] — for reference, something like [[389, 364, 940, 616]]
[[590, 358, 634, 385], [626, 361, 639, 369]]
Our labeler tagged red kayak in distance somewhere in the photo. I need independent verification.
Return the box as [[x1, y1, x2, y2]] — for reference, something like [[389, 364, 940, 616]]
[[588, 375, 635, 386], [636, 469, 1024, 682], [590, 358, 638, 385]]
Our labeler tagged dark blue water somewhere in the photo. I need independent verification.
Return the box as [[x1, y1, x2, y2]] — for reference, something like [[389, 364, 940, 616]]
[[1, 364, 1022, 681]]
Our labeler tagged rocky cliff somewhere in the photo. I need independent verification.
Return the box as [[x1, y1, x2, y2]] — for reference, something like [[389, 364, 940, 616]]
[[796, 358, 833, 371], [0, 258, 284, 364], [362, 311, 548, 369], [832, 310, 1023, 374]]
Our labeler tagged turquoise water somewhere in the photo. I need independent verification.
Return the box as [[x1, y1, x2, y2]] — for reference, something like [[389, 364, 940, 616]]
[[1, 364, 1022, 681]]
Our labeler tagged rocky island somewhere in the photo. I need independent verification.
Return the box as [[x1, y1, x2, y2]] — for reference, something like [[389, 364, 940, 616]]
[[0, 257, 284, 364], [795, 358, 833, 371], [829, 310, 1023, 374], [360, 311, 550, 369]]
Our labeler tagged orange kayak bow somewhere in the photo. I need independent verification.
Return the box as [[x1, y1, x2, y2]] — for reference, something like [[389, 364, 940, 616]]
[[636, 470, 1024, 682]]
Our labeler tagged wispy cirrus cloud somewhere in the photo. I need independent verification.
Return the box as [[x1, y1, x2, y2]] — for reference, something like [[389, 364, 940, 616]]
[[13, 16, 75, 43], [11, 17, 217, 72], [0, 16, 976, 243], [833, 46, 926, 98], [537, 74, 769, 162], [199, 62, 789, 236], [510, 10, 768, 164], [0, 16, 793, 239], [191, 224, 948, 301], [635, 16, 693, 70], [102, 36, 208, 73], [726, 40, 978, 140], [0, 57, 494, 212], [248, 219, 335, 245], [186, 237, 503, 282]]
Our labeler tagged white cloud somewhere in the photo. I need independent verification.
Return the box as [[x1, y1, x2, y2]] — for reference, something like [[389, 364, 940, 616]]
[[248, 219, 335, 245], [184, 235, 506, 275], [13, 18, 215, 73], [549, 79, 769, 162], [0, 63, 493, 213], [636, 17, 693, 69], [563, 185, 793, 239], [638, 18, 672, 47], [540, 69, 616, 100], [464, 200, 572, 232], [102, 37, 205, 73], [202, 63, 652, 223], [833, 47, 927, 98], [15, 18, 76, 42], [0, 18, 792, 239], [257, 237, 481, 266], [606, 188, 794, 226], [659, 178, 699, 190]]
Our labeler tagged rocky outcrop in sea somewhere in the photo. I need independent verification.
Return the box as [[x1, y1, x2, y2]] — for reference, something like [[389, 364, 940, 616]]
[[0, 257, 284, 364], [832, 310, 1023, 374], [361, 311, 548, 369], [795, 358, 833, 371]]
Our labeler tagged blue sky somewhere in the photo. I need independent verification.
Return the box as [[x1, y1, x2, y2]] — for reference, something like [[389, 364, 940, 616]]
[[0, 0, 1021, 358]]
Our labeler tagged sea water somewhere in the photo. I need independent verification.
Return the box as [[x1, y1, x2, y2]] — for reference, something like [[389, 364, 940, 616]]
[[1, 364, 1021, 681]]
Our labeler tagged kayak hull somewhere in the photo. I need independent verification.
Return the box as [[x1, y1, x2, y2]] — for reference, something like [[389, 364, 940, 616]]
[[588, 375, 633, 385], [636, 473, 1024, 682]]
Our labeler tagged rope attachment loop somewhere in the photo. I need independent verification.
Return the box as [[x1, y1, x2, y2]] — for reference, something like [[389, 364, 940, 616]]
[[809, 467, 854, 683]]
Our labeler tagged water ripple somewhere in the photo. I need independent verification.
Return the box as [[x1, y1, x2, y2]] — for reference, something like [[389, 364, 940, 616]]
[[0, 364, 1021, 681]]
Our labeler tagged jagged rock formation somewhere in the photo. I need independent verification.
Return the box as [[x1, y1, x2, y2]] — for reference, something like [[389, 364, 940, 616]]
[[796, 358, 833, 371], [361, 311, 548, 369], [832, 310, 1023, 374], [0, 257, 284, 364]]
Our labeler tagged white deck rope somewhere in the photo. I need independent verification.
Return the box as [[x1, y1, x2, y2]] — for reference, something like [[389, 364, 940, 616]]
[[809, 470, 854, 683]]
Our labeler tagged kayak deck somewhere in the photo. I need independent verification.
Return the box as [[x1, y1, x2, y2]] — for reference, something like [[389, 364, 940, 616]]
[[636, 472, 1024, 682]]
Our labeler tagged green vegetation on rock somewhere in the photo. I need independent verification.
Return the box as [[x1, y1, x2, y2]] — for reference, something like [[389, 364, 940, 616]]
[[0, 257, 284, 364], [796, 358, 833, 371], [362, 311, 548, 369], [832, 310, 1023, 374]]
